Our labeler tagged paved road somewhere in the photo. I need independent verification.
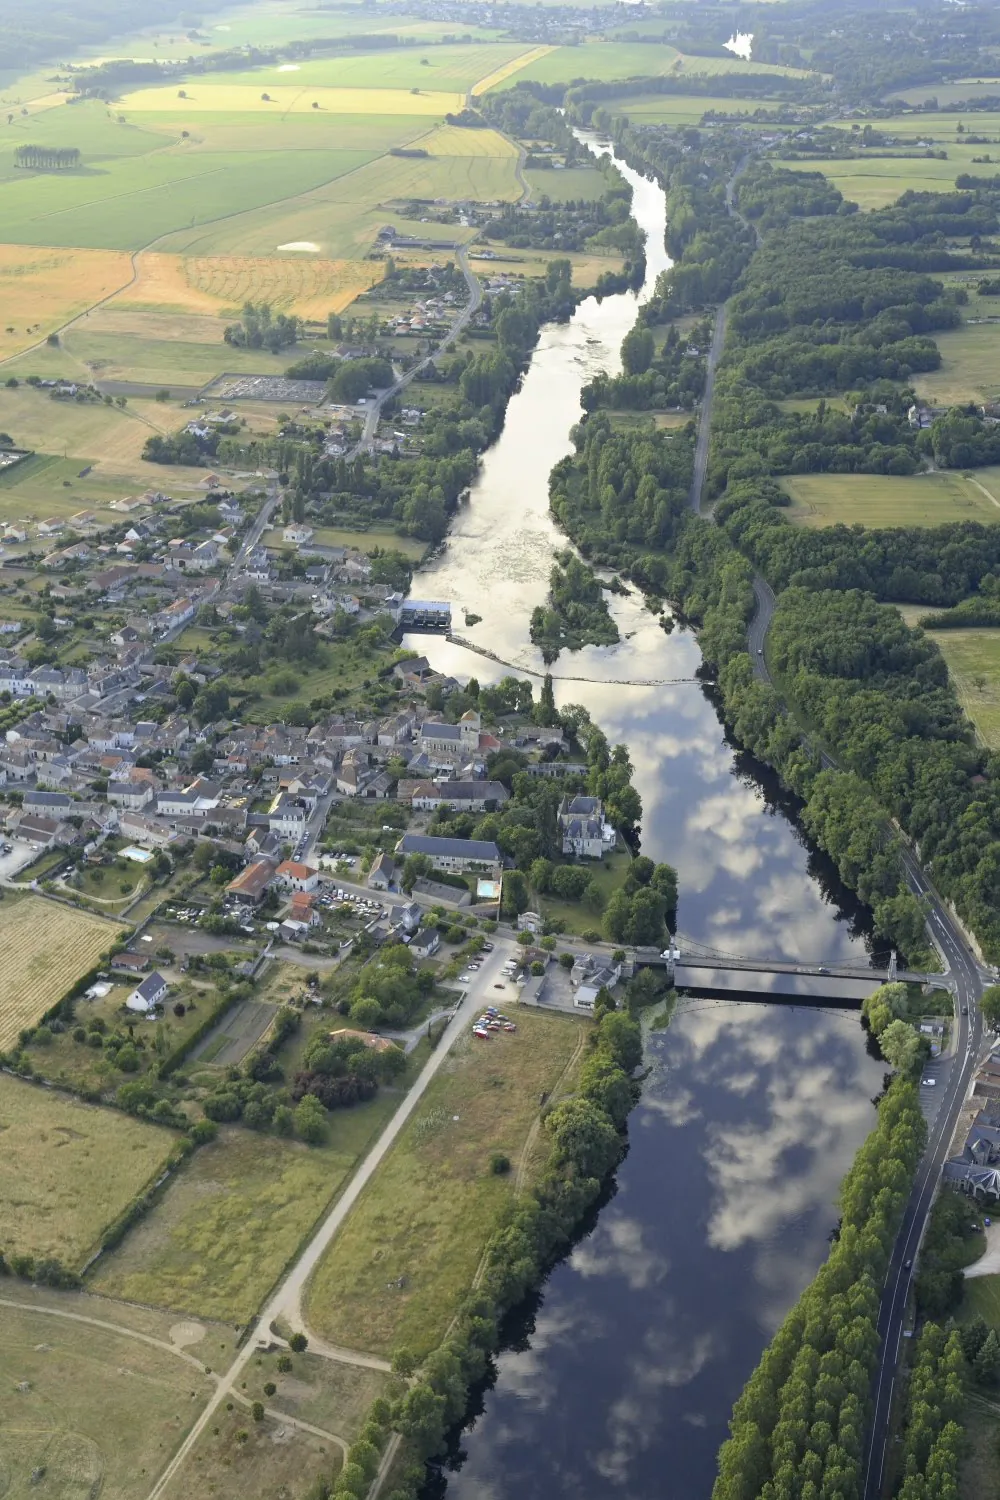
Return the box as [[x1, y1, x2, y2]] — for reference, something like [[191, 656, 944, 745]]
[[346, 249, 482, 461], [747, 568, 988, 1499], [145, 944, 509, 1500]]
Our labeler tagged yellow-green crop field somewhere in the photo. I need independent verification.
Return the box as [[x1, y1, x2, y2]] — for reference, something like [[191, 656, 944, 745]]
[[781, 470, 1000, 529], [0, 1073, 178, 1266], [0, 896, 119, 1051]]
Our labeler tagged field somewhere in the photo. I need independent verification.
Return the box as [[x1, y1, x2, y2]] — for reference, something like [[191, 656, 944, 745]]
[[158, 1404, 341, 1500], [120, 82, 463, 117], [199, 41, 536, 92], [958, 1396, 1000, 1500], [0, 895, 119, 1051], [0, 1073, 178, 1266], [923, 629, 1000, 749], [246, 1350, 394, 1445], [594, 91, 802, 125], [0, 244, 131, 358], [90, 1106, 402, 1322], [888, 77, 1000, 106], [305, 1007, 586, 1359], [768, 149, 985, 210], [780, 470, 1000, 529], [0, 449, 211, 523], [914, 320, 1000, 407], [472, 44, 555, 95], [264, 524, 426, 559], [0, 1294, 217, 1500], [114, 252, 383, 317], [524, 164, 609, 200]]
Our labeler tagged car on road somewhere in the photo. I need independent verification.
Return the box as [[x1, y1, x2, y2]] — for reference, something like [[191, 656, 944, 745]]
[[817, 966, 829, 975], [494, 982, 504, 989], [904, 1258, 912, 1269], [483, 942, 494, 952], [962, 1005, 969, 1014]]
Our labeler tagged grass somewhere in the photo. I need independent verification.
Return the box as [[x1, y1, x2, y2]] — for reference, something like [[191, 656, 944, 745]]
[[304, 1006, 587, 1359], [961, 1271, 1000, 1328], [132, 109, 432, 155], [959, 1395, 1000, 1500], [595, 91, 795, 125], [158, 1404, 341, 1500], [0, 1296, 217, 1500], [0, 895, 120, 1051], [538, 848, 632, 936], [472, 44, 556, 95], [780, 470, 1000, 529], [90, 1103, 403, 1323], [915, 321, 1000, 407], [524, 165, 609, 201], [889, 78, 1000, 105], [924, 629, 1000, 749], [0, 1073, 178, 1267], [0, 450, 209, 521], [263, 524, 426, 558], [768, 149, 986, 210], [245, 1350, 395, 1444]]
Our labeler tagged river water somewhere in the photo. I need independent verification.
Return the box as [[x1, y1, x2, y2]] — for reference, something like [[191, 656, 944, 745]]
[[408, 143, 886, 1499]]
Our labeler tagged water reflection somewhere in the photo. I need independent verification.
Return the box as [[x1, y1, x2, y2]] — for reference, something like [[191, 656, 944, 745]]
[[440, 1005, 884, 1500]]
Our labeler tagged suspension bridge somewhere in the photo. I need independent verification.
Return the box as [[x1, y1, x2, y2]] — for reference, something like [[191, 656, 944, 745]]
[[634, 935, 948, 999]]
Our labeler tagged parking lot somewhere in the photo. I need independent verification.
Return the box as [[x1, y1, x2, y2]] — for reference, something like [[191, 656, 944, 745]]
[[0, 838, 43, 884]]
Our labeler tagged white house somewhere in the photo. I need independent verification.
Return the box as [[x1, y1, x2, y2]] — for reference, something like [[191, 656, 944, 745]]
[[268, 792, 307, 838], [127, 971, 169, 1015], [274, 859, 319, 893]]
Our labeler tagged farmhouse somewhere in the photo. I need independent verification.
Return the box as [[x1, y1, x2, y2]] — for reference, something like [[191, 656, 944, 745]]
[[127, 971, 169, 1016]]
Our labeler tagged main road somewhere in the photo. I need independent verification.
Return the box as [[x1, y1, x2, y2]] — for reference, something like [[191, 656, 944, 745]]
[[692, 165, 990, 1496]]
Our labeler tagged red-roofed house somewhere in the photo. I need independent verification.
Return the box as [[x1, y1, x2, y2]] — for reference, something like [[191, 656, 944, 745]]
[[274, 859, 319, 893]]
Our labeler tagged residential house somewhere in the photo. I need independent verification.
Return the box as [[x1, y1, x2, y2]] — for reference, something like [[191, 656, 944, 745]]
[[398, 901, 422, 934], [433, 780, 509, 813], [111, 950, 150, 975], [274, 860, 319, 893], [409, 927, 441, 959], [367, 851, 396, 891], [394, 833, 501, 876], [289, 891, 320, 926], [108, 777, 157, 811], [268, 791, 307, 839], [127, 971, 169, 1015], [226, 856, 278, 905]]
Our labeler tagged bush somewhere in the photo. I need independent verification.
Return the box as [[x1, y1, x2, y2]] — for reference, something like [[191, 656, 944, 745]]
[[116, 1044, 140, 1072], [263, 1381, 276, 1397], [189, 1118, 218, 1145], [276, 1354, 293, 1373], [288, 1332, 308, 1353], [489, 1153, 510, 1175], [251, 1401, 265, 1422]]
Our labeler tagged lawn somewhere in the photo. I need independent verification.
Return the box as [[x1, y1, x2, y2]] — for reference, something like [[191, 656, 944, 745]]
[[304, 1006, 587, 1359], [961, 1270, 1000, 1328], [538, 848, 633, 936], [924, 629, 1000, 749], [264, 524, 426, 558], [90, 1105, 401, 1323], [158, 1405, 341, 1500], [780, 470, 1000, 529], [0, 1297, 216, 1500], [914, 321, 1000, 407], [0, 895, 120, 1051], [0, 1073, 178, 1267]]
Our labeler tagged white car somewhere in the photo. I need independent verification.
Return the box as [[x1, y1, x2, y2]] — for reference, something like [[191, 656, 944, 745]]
[[922, 1077, 937, 1087]]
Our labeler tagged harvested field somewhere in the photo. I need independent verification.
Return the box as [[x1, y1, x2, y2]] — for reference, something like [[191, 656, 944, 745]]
[[0, 895, 119, 1050], [113, 252, 382, 317], [0, 1073, 178, 1267], [0, 244, 131, 359], [120, 82, 462, 116], [471, 44, 556, 95]]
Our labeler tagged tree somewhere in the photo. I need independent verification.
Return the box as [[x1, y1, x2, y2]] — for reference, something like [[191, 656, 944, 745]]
[[974, 1328, 1000, 1385], [294, 1094, 327, 1144], [878, 1018, 921, 1074], [251, 1401, 265, 1421], [982, 985, 1000, 1031], [288, 1332, 308, 1353], [500, 869, 529, 918], [401, 853, 432, 893]]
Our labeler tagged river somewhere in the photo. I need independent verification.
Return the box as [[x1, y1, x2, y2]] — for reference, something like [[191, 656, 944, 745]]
[[407, 142, 887, 1499]]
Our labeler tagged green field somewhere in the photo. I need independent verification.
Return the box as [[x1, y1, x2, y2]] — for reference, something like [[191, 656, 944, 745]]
[[922, 629, 1000, 749], [0, 1295, 217, 1500], [597, 92, 791, 125], [305, 1008, 585, 1359], [200, 41, 536, 92], [781, 470, 1000, 529], [125, 108, 431, 154], [90, 1107, 401, 1322], [887, 78, 1000, 105], [914, 320, 1000, 407], [525, 164, 609, 200], [768, 149, 985, 210], [0, 1074, 178, 1268], [492, 40, 680, 88]]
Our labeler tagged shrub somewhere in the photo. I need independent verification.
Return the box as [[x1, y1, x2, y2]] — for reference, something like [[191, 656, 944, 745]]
[[251, 1401, 265, 1422], [263, 1381, 276, 1397], [489, 1153, 510, 1175], [276, 1354, 293, 1373], [288, 1332, 308, 1353]]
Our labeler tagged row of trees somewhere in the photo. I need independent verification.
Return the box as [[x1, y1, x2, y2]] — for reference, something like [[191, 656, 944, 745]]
[[712, 1079, 926, 1500], [14, 144, 80, 169], [893, 1323, 964, 1500]]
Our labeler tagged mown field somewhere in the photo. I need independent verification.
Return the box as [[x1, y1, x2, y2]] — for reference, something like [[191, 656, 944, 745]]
[[923, 628, 1000, 749], [198, 41, 536, 92], [768, 148, 984, 210], [120, 81, 463, 118], [90, 1104, 401, 1322], [780, 470, 1000, 529], [592, 91, 780, 125], [0, 243, 131, 358], [0, 1074, 178, 1266], [305, 1007, 586, 1359], [0, 1296, 217, 1500], [888, 77, 1000, 105], [0, 896, 119, 1051], [914, 319, 1000, 407]]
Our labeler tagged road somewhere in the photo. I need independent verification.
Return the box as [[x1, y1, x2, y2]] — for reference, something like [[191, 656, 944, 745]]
[[690, 164, 991, 1494], [346, 249, 482, 461], [747, 559, 988, 1499], [145, 944, 510, 1500]]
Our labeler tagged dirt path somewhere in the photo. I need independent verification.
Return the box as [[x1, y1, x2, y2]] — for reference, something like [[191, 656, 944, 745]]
[[0, 1295, 214, 1376], [513, 1026, 587, 1195], [968, 475, 1000, 510], [145, 952, 507, 1500], [296, 1332, 391, 1373]]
